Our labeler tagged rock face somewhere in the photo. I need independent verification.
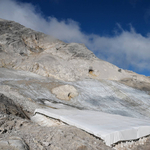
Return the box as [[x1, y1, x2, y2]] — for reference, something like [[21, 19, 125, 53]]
[[1, 18, 150, 150], [1, 19, 149, 82]]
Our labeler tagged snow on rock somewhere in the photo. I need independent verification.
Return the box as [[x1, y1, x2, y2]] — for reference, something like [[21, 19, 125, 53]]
[[34, 108, 150, 147], [2, 19, 150, 82], [1, 68, 150, 119]]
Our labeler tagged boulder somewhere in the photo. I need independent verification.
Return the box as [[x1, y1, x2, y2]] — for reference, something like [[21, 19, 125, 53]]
[[52, 85, 78, 100]]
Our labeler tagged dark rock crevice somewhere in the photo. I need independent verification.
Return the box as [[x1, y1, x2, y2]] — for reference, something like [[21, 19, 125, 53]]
[[0, 94, 29, 119]]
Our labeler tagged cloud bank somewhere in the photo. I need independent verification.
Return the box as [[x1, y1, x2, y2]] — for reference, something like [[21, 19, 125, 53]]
[[0, 0, 150, 74]]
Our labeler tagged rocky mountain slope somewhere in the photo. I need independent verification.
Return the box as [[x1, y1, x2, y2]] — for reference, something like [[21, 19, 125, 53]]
[[0, 18, 150, 83], [0, 18, 150, 150]]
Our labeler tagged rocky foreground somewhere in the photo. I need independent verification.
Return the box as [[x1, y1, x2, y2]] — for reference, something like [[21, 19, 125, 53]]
[[1, 94, 150, 150], [0, 94, 112, 150], [0, 18, 150, 150]]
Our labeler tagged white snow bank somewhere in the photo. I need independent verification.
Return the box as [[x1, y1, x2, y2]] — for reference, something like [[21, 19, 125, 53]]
[[34, 108, 150, 146]]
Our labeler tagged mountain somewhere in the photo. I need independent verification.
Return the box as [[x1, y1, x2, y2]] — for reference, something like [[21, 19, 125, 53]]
[[0, 18, 150, 150], [1, 18, 150, 83]]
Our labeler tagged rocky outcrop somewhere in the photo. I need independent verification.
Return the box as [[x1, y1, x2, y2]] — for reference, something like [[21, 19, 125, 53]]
[[120, 78, 150, 95], [52, 85, 78, 101], [0, 137, 29, 150], [1, 18, 150, 150], [0, 19, 145, 82], [0, 94, 29, 119], [0, 113, 112, 150]]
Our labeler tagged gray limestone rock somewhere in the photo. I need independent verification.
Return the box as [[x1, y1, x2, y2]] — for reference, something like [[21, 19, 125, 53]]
[[0, 18, 141, 82], [0, 112, 112, 150], [1, 18, 150, 150], [0, 94, 29, 119], [0, 137, 29, 150]]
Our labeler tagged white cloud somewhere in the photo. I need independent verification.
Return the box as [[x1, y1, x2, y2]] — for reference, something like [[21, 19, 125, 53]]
[[0, 0, 150, 73]]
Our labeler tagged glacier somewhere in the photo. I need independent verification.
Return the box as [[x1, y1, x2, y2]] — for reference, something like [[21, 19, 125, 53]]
[[1, 68, 150, 146], [34, 108, 150, 146]]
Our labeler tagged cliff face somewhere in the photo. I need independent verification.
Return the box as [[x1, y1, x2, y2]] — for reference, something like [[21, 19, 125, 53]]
[[1, 19, 150, 150]]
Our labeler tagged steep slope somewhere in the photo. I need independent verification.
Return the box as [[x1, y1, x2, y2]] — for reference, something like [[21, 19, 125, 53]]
[[1, 19, 150, 149], [1, 19, 149, 82]]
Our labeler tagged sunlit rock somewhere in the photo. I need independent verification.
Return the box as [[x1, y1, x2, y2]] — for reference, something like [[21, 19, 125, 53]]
[[52, 85, 78, 100]]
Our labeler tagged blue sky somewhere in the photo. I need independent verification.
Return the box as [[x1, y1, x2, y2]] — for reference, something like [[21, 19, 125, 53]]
[[20, 0, 150, 36], [0, 0, 150, 76]]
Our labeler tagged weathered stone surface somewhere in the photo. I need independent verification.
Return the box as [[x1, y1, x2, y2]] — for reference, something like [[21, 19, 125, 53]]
[[52, 85, 78, 100], [0, 111, 149, 150], [1, 19, 149, 82], [1, 18, 150, 150], [0, 137, 29, 150], [0, 113, 112, 150], [120, 78, 150, 95], [0, 94, 29, 119]]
